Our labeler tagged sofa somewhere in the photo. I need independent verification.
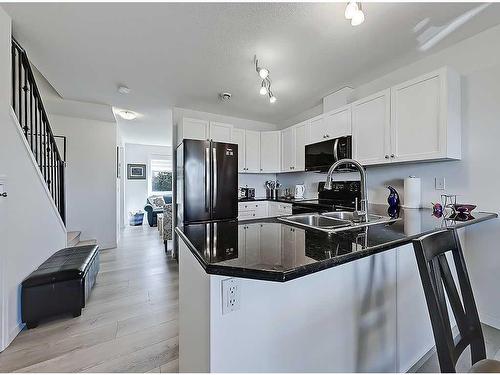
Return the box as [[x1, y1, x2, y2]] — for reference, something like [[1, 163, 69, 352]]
[[144, 194, 172, 227]]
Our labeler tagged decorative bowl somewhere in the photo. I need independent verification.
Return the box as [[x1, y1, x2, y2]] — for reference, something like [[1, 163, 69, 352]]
[[453, 204, 477, 214]]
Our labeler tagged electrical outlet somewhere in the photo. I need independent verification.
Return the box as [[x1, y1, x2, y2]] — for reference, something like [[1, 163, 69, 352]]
[[222, 278, 241, 315], [435, 177, 446, 190]]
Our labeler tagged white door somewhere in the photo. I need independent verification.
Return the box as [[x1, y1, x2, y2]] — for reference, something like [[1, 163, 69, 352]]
[[281, 127, 295, 172], [209, 122, 233, 143], [323, 105, 352, 139], [391, 71, 445, 162], [180, 118, 209, 142], [0, 176, 7, 351], [308, 115, 325, 144], [231, 128, 246, 173], [352, 89, 391, 165], [260, 131, 281, 173], [294, 123, 307, 171], [245, 131, 261, 173]]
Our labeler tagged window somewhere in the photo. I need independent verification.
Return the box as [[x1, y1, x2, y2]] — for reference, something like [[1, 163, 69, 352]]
[[150, 158, 172, 194]]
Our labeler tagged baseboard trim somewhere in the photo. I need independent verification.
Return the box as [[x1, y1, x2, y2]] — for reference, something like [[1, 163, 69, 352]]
[[480, 312, 500, 330], [4, 322, 25, 351]]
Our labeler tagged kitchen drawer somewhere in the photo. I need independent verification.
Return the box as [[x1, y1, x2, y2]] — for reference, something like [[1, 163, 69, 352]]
[[277, 203, 292, 214], [238, 210, 258, 220], [238, 201, 268, 212]]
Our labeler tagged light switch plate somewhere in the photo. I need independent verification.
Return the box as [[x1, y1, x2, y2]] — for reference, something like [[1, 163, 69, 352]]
[[222, 278, 241, 315], [435, 177, 446, 190]]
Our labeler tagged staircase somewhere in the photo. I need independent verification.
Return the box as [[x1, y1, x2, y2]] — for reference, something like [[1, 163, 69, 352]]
[[11, 38, 65, 224], [67, 231, 97, 247]]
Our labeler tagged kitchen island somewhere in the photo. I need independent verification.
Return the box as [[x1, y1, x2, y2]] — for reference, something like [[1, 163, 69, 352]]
[[176, 205, 497, 372]]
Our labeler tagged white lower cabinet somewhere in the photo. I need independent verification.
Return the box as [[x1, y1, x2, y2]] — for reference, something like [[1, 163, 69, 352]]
[[238, 201, 292, 221]]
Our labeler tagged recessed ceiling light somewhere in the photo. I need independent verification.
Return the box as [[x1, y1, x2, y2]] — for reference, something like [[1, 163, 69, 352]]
[[117, 110, 137, 120], [219, 92, 232, 102], [118, 85, 131, 95]]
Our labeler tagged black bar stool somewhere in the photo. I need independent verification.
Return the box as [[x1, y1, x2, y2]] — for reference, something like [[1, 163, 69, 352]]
[[413, 229, 500, 373]]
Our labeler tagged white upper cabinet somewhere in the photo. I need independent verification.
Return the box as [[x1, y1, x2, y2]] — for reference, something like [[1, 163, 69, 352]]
[[281, 122, 308, 172], [281, 127, 295, 172], [209, 122, 233, 143], [245, 130, 261, 173], [178, 118, 209, 143], [260, 131, 281, 173], [231, 128, 246, 173], [390, 67, 461, 162], [308, 105, 351, 144], [352, 67, 461, 166], [352, 89, 391, 165], [295, 122, 307, 171], [308, 115, 325, 144], [323, 105, 352, 138]]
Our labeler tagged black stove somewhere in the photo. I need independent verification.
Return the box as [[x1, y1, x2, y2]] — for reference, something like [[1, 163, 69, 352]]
[[291, 181, 361, 214]]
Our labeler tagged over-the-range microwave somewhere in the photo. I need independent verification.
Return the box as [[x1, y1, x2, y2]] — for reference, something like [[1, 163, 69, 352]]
[[305, 136, 354, 172]]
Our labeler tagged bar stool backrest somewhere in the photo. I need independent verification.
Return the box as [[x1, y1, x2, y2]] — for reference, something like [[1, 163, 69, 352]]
[[412, 229, 486, 373]]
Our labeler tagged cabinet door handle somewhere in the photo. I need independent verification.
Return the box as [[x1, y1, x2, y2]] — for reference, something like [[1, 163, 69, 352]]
[[391, 154, 395, 158], [385, 155, 389, 159], [1, 192, 7, 198]]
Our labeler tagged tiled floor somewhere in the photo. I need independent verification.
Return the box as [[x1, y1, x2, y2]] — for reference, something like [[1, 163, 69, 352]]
[[0, 225, 179, 373], [416, 324, 500, 373]]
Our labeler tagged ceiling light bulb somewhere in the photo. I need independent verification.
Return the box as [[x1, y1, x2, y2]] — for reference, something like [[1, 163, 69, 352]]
[[260, 81, 268, 95], [269, 94, 277, 104], [258, 68, 269, 79], [345, 1, 359, 20], [118, 85, 131, 95], [351, 9, 365, 26], [117, 110, 137, 120]]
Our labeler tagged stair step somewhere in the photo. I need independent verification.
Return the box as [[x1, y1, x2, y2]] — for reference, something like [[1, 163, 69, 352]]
[[77, 239, 97, 247], [67, 231, 81, 247]]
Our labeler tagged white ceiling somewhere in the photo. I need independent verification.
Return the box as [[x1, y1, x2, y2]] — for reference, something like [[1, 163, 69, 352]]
[[4, 2, 500, 128]]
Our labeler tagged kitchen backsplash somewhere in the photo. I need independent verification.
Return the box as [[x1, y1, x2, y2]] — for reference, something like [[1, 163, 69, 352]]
[[238, 173, 277, 197], [277, 171, 359, 199]]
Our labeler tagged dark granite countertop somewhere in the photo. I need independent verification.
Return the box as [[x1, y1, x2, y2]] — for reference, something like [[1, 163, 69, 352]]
[[175, 205, 497, 282]]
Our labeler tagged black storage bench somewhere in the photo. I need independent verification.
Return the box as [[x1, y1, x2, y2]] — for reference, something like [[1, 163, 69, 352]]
[[21, 244, 99, 329]]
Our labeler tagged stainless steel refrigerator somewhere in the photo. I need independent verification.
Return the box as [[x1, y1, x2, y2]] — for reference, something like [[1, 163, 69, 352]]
[[176, 139, 238, 224]]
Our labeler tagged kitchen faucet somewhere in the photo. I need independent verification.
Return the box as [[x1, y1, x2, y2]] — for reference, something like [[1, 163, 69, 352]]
[[324, 159, 368, 223]]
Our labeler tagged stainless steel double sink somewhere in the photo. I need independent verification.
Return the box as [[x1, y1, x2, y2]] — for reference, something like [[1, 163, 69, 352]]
[[278, 211, 398, 233]]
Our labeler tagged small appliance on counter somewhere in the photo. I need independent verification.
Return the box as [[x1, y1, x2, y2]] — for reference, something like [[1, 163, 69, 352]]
[[295, 184, 305, 199], [239, 187, 255, 200]]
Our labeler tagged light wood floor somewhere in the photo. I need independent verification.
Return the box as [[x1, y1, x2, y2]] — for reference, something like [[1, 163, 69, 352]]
[[0, 225, 179, 373]]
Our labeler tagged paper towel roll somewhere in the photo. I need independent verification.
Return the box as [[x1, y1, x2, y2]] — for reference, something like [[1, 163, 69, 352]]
[[403, 176, 421, 209]]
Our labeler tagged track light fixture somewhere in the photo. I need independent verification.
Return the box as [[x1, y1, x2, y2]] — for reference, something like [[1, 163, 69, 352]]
[[345, 2, 365, 26], [255, 55, 277, 104]]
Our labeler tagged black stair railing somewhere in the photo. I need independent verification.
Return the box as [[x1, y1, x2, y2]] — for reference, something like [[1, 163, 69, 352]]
[[11, 38, 65, 224]]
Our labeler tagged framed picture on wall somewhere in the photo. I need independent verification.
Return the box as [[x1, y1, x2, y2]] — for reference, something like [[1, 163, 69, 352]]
[[127, 164, 146, 180]]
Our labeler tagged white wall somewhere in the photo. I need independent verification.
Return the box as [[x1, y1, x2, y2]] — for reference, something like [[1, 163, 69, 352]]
[[124, 143, 172, 225], [0, 7, 66, 350], [50, 114, 118, 249], [279, 24, 500, 327]]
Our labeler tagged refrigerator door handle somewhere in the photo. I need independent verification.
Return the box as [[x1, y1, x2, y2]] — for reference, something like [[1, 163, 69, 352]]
[[205, 147, 210, 212], [212, 147, 217, 211]]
